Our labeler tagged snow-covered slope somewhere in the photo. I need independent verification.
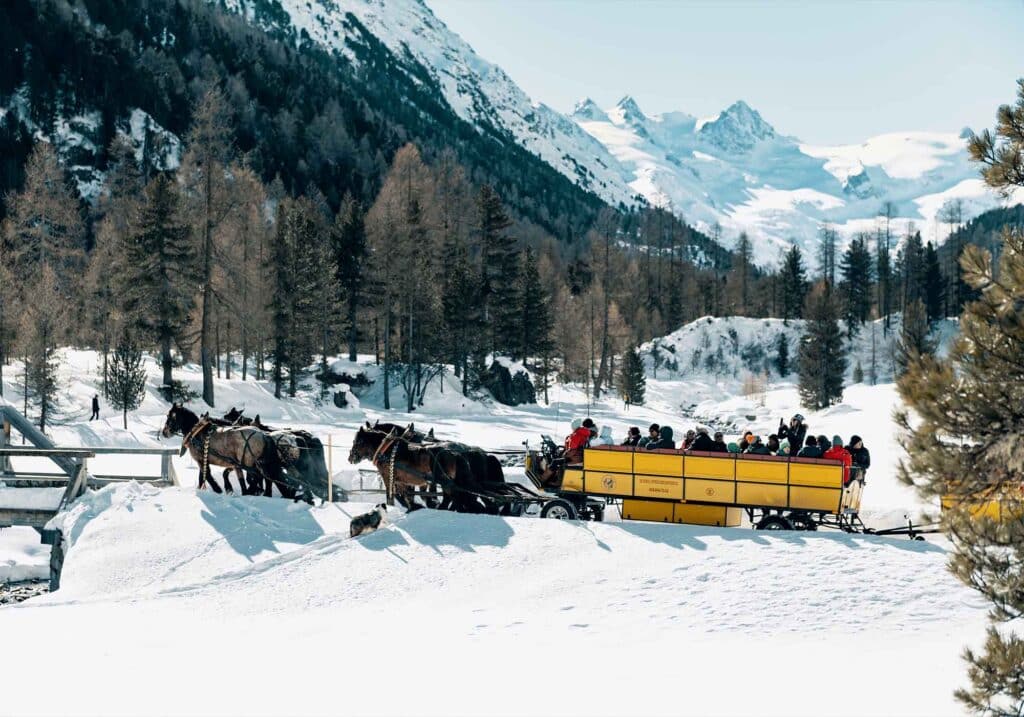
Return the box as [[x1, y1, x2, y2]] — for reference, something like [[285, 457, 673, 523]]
[[0, 482, 985, 716], [221, 0, 639, 208], [574, 96, 1018, 264]]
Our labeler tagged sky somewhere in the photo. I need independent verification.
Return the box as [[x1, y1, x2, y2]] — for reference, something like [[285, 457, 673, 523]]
[[425, 0, 1023, 145]]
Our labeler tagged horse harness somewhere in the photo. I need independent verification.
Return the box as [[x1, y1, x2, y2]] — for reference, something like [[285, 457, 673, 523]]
[[183, 419, 273, 486]]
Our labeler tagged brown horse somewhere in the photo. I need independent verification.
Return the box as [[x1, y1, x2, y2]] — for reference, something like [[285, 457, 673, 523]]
[[348, 426, 486, 512], [361, 421, 503, 484], [161, 404, 284, 496]]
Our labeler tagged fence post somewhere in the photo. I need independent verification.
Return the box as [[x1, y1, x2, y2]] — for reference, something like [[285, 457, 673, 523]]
[[327, 434, 333, 503]]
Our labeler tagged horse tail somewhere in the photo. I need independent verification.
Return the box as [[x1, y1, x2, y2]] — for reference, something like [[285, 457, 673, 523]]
[[485, 454, 505, 484]]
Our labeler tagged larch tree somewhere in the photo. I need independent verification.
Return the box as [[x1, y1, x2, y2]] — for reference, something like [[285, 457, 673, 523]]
[[618, 344, 646, 406], [895, 299, 935, 377], [180, 85, 236, 407], [332, 193, 368, 363], [923, 241, 945, 324], [797, 283, 846, 410], [120, 173, 195, 396]]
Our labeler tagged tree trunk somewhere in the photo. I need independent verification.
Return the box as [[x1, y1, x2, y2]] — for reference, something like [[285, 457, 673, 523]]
[[161, 333, 173, 392], [200, 165, 215, 408], [102, 347, 109, 399], [225, 318, 231, 380], [347, 302, 358, 363], [123, 406, 128, 430], [383, 311, 391, 410]]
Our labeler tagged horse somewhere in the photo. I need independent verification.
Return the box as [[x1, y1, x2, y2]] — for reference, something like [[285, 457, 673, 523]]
[[348, 426, 487, 512], [161, 404, 284, 496], [221, 409, 328, 502], [361, 421, 502, 484]]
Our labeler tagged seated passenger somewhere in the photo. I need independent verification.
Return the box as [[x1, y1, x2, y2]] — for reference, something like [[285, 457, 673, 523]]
[[778, 440, 790, 457], [823, 435, 854, 484], [638, 423, 660, 449], [682, 429, 697, 449], [727, 441, 741, 454], [740, 431, 755, 452], [712, 432, 729, 453], [766, 434, 781, 455], [646, 426, 675, 450], [595, 425, 614, 446], [797, 435, 822, 458], [622, 426, 642, 447], [816, 435, 831, 455], [564, 418, 596, 464], [689, 427, 716, 452], [778, 413, 807, 451], [746, 435, 770, 454]]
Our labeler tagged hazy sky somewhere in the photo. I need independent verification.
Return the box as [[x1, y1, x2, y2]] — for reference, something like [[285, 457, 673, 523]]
[[425, 0, 1023, 145]]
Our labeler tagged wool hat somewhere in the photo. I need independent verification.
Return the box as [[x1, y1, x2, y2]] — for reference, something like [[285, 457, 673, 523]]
[[832, 435, 843, 447]]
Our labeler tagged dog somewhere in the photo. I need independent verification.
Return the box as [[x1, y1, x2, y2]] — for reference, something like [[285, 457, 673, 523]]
[[349, 504, 388, 538]]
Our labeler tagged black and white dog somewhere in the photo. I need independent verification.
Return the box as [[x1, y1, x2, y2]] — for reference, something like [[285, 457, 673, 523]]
[[350, 504, 388, 538]]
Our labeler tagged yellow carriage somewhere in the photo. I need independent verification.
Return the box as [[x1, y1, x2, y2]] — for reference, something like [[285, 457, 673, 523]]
[[527, 444, 864, 531]]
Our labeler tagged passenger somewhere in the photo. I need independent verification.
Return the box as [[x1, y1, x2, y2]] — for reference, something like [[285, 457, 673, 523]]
[[778, 440, 790, 457], [564, 418, 596, 464], [777, 413, 808, 451], [823, 435, 854, 484], [740, 431, 755, 451], [646, 426, 675, 450], [689, 427, 716, 452], [816, 435, 831, 455], [797, 435, 822, 458], [638, 423, 660, 449], [846, 435, 870, 480], [622, 427, 642, 447], [595, 425, 614, 446], [766, 434, 781, 455], [746, 436, 770, 455], [711, 431, 729, 453], [727, 441, 741, 454], [683, 429, 697, 450]]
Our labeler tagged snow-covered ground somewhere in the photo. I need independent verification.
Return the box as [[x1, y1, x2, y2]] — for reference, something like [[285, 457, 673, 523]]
[[0, 316, 985, 716]]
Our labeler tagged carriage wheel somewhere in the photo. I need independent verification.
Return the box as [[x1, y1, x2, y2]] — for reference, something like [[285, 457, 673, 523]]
[[540, 498, 577, 520], [787, 512, 817, 531], [756, 515, 793, 531]]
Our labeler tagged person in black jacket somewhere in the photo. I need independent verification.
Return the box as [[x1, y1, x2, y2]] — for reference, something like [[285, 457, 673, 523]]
[[847, 435, 870, 479], [778, 414, 807, 452], [622, 427, 642, 447], [646, 426, 675, 450], [797, 435, 822, 458], [689, 427, 716, 452], [638, 423, 660, 449], [711, 432, 729, 453]]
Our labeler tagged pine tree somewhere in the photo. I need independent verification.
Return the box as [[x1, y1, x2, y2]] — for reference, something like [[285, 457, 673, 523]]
[[731, 232, 753, 314], [619, 344, 646, 406], [478, 184, 518, 354], [818, 224, 838, 288], [897, 228, 1024, 717], [852, 361, 864, 384], [839, 234, 874, 337], [895, 299, 935, 376], [517, 248, 555, 363], [773, 333, 790, 376], [332, 194, 367, 362], [923, 241, 945, 323], [797, 284, 846, 409], [120, 174, 195, 396], [780, 244, 808, 320], [267, 202, 294, 400], [108, 329, 147, 430]]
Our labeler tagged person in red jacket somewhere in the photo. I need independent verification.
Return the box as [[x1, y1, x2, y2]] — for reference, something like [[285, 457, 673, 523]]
[[823, 434, 854, 485], [564, 418, 596, 464]]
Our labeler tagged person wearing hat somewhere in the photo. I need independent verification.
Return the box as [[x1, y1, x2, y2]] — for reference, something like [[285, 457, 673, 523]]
[[711, 431, 729, 453], [797, 435, 823, 458], [746, 435, 770, 455], [778, 413, 807, 451], [823, 434, 853, 484], [846, 435, 870, 480], [622, 426, 642, 447], [646, 426, 676, 450], [639, 423, 660, 449]]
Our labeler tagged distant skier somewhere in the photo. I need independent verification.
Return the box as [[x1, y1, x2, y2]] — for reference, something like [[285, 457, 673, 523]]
[[90, 394, 100, 421]]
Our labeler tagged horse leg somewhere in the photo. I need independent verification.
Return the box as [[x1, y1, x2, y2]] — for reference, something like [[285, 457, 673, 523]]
[[221, 468, 235, 494], [205, 467, 224, 494]]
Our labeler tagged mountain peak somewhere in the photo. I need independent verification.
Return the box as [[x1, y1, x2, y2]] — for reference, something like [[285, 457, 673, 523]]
[[698, 100, 776, 152], [614, 95, 646, 123], [571, 97, 609, 123]]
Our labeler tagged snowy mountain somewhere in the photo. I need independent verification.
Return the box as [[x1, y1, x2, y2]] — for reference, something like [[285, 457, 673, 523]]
[[573, 96, 1017, 264], [219, 0, 641, 209]]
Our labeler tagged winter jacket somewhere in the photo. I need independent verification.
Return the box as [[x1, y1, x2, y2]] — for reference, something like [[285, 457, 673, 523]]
[[646, 427, 676, 450], [778, 422, 807, 451], [622, 435, 641, 447], [689, 433, 716, 452], [566, 427, 593, 452], [848, 445, 871, 471], [797, 446, 823, 459], [711, 440, 729, 453], [747, 443, 771, 455], [823, 445, 853, 484], [595, 426, 614, 446]]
